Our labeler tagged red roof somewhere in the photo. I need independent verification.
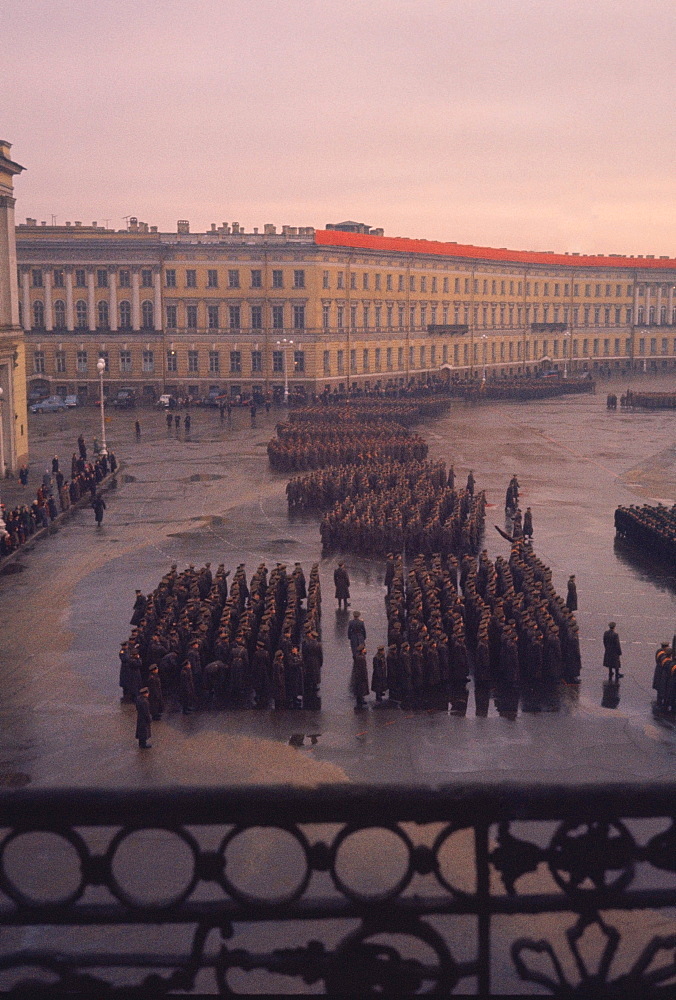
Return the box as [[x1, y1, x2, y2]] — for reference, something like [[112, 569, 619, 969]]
[[315, 229, 676, 271]]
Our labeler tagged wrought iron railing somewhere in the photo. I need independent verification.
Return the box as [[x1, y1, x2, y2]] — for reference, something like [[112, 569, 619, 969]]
[[0, 783, 674, 996]]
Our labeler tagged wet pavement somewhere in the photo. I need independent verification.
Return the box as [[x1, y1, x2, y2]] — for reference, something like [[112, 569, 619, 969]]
[[1, 375, 675, 789]]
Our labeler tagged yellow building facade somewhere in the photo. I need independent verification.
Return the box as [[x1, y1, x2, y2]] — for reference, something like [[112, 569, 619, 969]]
[[15, 219, 676, 402]]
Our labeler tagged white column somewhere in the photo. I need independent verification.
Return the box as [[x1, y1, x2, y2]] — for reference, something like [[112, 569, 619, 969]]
[[21, 269, 31, 331], [154, 269, 162, 330], [656, 285, 663, 325], [644, 284, 652, 326], [87, 269, 96, 331], [65, 269, 74, 330], [109, 269, 118, 331], [668, 285, 674, 326], [131, 269, 140, 331], [633, 283, 640, 325], [44, 268, 53, 331]]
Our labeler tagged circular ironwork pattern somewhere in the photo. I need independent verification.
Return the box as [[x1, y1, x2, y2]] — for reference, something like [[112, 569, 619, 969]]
[[548, 819, 636, 895], [105, 825, 201, 911], [329, 824, 416, 904], [218, 824, 313, 907], [0, 828, 89, 909]]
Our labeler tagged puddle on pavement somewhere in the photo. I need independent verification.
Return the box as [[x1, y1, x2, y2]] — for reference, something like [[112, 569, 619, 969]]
[[183, 473, 225, 483]]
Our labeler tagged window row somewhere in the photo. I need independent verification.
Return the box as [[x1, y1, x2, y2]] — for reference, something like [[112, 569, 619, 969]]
[[164, 268, 306, 290], [165, 303, 305, 330], [319, 271, 638, 299], [29, 268, 155, 289], [26, 300, 155, 330], [32, 348, 307, 376]]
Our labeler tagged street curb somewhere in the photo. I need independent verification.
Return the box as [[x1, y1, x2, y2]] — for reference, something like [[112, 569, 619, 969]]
[[0, 464, 123, 573]]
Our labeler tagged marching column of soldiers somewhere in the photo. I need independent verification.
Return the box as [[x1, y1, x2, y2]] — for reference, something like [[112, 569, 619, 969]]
[[268, 423, 428, 472], [370, 538, 580, 714], [615, 503, 676, 564], [119, 559, 322, 714], [620, 390, 676, 410]]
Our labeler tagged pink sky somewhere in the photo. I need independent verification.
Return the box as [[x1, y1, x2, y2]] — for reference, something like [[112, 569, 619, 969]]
[[4, 0, 676, 255]]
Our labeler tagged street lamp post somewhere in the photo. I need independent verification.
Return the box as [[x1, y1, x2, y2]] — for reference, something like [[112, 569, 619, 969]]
[[0, 387, 6, 539], [96, 359, 108, 456], [276, 338, 293, 404], [481, 334, 487, 383], [563, 327, 569, 378]]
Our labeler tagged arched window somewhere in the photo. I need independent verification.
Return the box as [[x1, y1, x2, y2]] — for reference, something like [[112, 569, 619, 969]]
[[54, 299, 66, 329], [76, 300, 88, 329], [141, 300, 153, 330], [97, 300, 109, 330], [33, 300, 45, 329], [119, 300, 131, 330]]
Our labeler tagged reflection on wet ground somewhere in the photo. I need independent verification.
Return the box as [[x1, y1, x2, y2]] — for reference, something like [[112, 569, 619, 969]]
[[0, 375, 675, 788]]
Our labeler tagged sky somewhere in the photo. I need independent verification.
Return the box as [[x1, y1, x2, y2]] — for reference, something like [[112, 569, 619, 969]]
[[3, 0, 676, 255]]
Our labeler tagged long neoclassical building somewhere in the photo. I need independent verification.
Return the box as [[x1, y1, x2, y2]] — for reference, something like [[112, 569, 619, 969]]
[[15, 217, 676, 402]]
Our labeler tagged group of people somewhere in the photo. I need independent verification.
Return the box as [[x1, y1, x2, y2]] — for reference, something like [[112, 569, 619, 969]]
[[123, 559, 323, 744], [447, 378, 594, 402], [0, 437, 115, 556], [345, 537, 581, 714], [619, 390, 676, 410], [652, 640, 676, 714], [615, 503, 676, 563], [268, 422, 428, 472]]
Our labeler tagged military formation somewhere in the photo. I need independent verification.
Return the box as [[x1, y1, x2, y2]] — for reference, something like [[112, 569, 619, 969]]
[[121, 560, 323, 736], [268, 422, 428, 472], [354, 539, 580, 714], [620, 390, 676, 409], [615, 503, 676, 564], [0, 436, 115, 557], [652, 641, 676, 714]]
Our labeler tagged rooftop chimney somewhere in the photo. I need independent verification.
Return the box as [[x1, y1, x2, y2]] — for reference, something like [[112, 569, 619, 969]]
[[177, 220, 190, 234]]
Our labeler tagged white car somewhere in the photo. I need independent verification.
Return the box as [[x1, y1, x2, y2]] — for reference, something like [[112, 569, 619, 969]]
[[64, 395, 78, 408]]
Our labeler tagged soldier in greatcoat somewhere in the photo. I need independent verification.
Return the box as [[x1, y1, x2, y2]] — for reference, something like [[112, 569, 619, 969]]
[[135, 687, 152, 749]]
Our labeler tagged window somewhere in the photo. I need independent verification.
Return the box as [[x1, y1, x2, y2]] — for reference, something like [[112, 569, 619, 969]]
[[350, 305, 357, 329], [350, 349, 356, 372], [386, 347, 392, 369], [363, 306, 370, 329], [32, 269, 43, 287], [120, 350, 132, 373], [188, 350, 198, 373], [431, 277, 437, 293], [97, 269, 108, 288], [363, 349, 369, 371], [97, 300, 109, 329], [141, 269, 153, 287], [229, 305, 240, 330], [323, 350, 330, 374], [399, 275, 405, 292], [322, 270, 329, 289], [294, 350, 305, 372], [387, 306, 393, 328], [322, 304, 330, 329], [420, 346, 426, 367], [251, 350, 262, 372], [337, 272, 344, 289], [350, 273, 357, 290], [293, 269, 305, 289], [398, 306, 405, 329], [627, 285, 633, 297], [75, 300, 87, 328], [34, 350, 45, 374], [251, 305, 262, 329], [595, 284, 601, 296], [272, 270, 283, 288], [142, 350, 154, 372], [227, 270, 238, 289], [165, 304, 176, 330], [375, 306, 381, 329], [53, 269, 64, 288], [375, 273, 381, 290], [337, 350, 344, 374], [272, 305, 284, 329], [409, 306, 415, 328], [32, 300, 45, 329], [186, 269, 197, 288], [386, 274, 393, 291], [75, 269, 86, 287], [272, 350, 284, 373], [209, 350, 220, 373], [398, 347, 404, 368], [362, 273, 369, 290], [141, 301, 154, 329], [55, 350, 66, 373], [165, 269, 176, 287], [585, 284, 591, 297], [119, 270, 131, 288], [293, 305, 305, 330], [409, 345, 415, 367], [187, 305, 198, 329], [54, 300, 66, 329], [250, 269, 262, 288], [430, 345, 436, 366], [77, 350, 88, 373], [208, 305, 219, 330], [167, 350, 178, 373]]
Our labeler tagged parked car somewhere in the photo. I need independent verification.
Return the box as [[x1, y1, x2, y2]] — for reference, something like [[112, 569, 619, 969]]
[[156, 393, 177, 409], [112, 389, 137, 409], [30, 396, 67, 413], [64, 395, 78, 408]]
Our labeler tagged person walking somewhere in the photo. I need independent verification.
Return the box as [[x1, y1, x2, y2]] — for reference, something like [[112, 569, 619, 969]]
[[166, 411, 173, 431], [135, 420, 141, 441], [134, 687, 152, 749], [351, 645, 369, 709], [184, 413, 191, 436], [603, 622, 623, 681], [566, 575, 578, 611], [174, 413, 180, 431], [93, 493, 106, 527]]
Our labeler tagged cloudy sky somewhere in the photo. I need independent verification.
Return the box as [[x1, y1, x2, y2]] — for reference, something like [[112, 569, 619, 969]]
[[4, 0, 676, 254]]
